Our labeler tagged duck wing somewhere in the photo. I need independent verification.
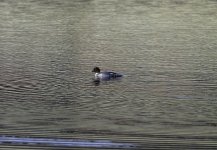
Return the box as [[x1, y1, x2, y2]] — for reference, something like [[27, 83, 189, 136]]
[[107, 72, 123, 78]]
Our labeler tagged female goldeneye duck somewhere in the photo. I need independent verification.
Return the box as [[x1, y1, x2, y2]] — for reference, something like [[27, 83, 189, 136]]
[[92, 67, 123, 80]]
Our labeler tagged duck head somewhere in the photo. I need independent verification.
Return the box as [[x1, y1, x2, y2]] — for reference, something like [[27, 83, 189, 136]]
[[92, 67, 100, 73]]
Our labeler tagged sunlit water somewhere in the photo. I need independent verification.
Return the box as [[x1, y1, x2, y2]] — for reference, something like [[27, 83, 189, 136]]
[[0, 0, 217, 149]]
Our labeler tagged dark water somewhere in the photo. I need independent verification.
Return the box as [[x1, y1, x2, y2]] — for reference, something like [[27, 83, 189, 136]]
[[0, 0, 217, 149]]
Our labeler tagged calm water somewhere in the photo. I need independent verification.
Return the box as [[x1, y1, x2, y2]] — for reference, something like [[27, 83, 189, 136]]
[[0, 0, 217, 149]]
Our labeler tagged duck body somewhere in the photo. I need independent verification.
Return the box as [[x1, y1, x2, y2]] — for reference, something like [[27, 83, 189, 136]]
[[92, 67, 123, 80]]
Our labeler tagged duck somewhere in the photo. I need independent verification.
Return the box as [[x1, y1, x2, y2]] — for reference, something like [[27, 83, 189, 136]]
[[92, 67, 123, 80]]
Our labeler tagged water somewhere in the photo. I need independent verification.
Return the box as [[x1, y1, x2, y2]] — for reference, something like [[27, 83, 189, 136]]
[[0, 0, 217, 149]]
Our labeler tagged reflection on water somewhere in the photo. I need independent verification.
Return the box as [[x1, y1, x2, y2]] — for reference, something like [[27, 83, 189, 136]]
[[0, 136, 136, 149], [0, 0, 217, 149]]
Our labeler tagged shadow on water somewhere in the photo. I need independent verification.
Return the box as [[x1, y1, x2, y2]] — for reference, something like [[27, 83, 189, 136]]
[[92, 76, 123, 86], [93, 79, 101, 86], [92, 78, 123, 86]]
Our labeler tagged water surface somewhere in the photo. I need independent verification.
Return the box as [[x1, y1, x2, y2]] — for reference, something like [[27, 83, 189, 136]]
[[0, 0, 217, 149]]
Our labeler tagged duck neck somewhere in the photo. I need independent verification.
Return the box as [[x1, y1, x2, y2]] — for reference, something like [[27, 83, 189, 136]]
[[95, 72, 100, 78]]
